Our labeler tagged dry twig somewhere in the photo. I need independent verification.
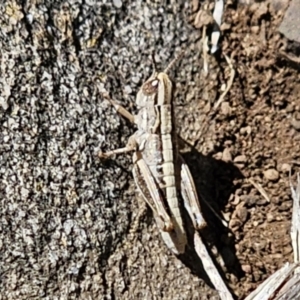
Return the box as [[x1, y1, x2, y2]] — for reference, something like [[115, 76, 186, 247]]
[[194, 232, 234, 300], [248, 178, 270, 203]]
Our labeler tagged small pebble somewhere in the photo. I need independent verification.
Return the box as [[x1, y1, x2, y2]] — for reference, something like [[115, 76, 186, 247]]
[[281, 163, 291, 173], [131, 76, 140, 84], [264, 169, 279, 181], [236, 206, 248, 224], [220, 101, 231, 116], [267, 212, 274, 222], [234, 155, 247, 164], [232, 195, 240, 206], [124, 85, 132, 94], [223, 212, 231, 222], [229, 218, 241, 230], [222, 147, 232, 162], [240, 126, 251, 136], [286, 103, 295, 113], [0, 97, 8, 110], [291, 118, 300, 130], [251, 26, 260, 34], [26, 13, 33, 24], [241, 264, 252, 273], [113, 0, 122, 8]]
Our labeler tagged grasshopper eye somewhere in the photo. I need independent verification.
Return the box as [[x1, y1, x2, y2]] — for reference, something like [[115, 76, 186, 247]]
[[142, 78, 159, 96]]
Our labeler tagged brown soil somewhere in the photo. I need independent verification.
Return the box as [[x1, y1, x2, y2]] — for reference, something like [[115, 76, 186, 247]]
[[179, 1, 299, 298]]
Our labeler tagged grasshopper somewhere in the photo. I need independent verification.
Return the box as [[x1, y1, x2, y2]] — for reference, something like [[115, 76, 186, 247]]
[[99, 52, 206, 255]]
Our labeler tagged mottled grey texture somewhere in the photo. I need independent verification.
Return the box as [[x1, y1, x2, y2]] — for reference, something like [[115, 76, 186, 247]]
[[0, 1, 219, 299], [279, 0, 300, 43]]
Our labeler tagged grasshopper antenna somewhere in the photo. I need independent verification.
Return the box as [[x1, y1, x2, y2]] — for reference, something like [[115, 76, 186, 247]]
[[151, 51, 158, 75], [164, 49, 185, 74]]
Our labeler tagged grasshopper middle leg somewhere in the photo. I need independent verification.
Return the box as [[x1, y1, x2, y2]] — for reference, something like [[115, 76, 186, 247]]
[[99, 95, 137, 159], [99, 136, 137, 159]]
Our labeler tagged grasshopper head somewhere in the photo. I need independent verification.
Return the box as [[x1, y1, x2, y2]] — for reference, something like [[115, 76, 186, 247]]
[[136, 50, 184, 108], [136, 72, 172, 108]]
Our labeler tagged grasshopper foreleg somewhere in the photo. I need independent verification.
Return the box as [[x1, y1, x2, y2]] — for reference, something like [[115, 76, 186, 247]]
[[103, 94, 135, 124]]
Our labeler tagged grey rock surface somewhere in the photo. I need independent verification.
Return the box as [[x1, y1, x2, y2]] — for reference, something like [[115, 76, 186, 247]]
[[0, 1, 219, 299], [278, 0, 300, 43]]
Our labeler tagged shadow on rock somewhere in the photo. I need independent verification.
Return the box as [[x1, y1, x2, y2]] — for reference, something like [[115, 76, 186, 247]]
[[178, 148, 245, 294]]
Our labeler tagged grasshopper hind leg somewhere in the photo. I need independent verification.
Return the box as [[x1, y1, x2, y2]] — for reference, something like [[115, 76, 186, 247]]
[[132, 160, 173, 232], [179, 155, 207, 230], [132, 159, 187, 255]]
